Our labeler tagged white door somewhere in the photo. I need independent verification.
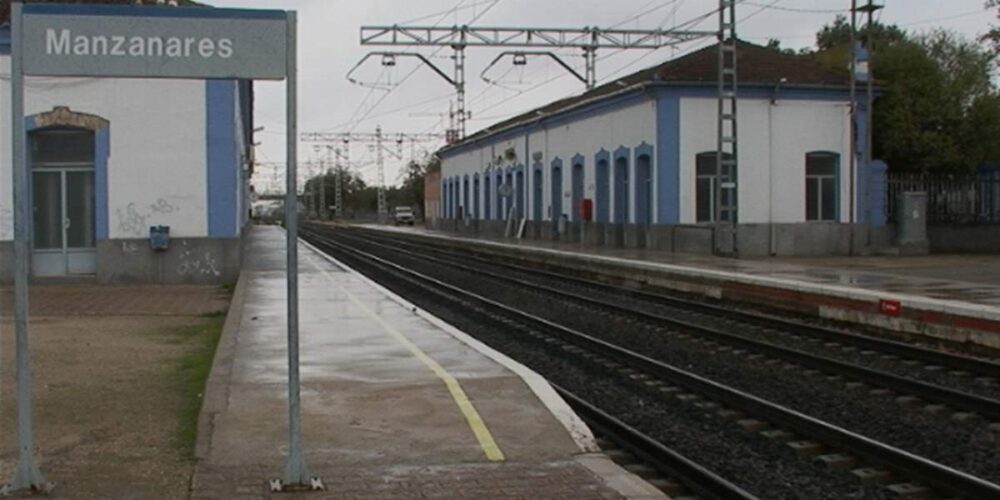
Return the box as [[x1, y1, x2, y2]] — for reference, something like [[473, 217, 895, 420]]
[[31, 130, 97, 277]]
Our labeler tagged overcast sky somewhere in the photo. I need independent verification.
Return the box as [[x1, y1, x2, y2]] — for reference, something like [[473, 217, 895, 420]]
[[204, 0, 996, 194]]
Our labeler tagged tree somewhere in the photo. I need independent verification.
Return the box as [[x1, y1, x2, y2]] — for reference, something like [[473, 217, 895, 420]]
[[987, 1, 1000, 54], [810, 16, 999, 172], [815, 15, 907, 51]]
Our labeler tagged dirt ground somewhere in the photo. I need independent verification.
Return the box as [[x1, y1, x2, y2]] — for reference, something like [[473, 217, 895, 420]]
[[0, 285, 230, 499]]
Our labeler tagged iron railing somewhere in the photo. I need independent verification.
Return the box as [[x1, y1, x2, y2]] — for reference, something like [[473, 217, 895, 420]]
[[887, 173, 1000, 224]]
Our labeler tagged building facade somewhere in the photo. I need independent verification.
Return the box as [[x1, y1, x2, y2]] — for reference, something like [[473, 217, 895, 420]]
[[0, 3, 253, 284], [436, 42, 888, 256]]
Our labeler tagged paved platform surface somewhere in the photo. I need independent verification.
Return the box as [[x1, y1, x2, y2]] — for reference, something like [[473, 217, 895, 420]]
[[369, 224, 1000, 309], [192, 226, 664, 499]]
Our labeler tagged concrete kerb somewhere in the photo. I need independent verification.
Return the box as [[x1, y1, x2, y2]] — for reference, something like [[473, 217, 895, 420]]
[[194, 269, 248, 463], [299, 236, 600, 454]]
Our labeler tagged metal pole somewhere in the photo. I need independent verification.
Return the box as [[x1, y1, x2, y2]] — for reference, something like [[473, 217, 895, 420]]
[[281, 10, 313, 489], [864, 0, 876, 236], [454, 44, 467, 139], [376, 125, 387, 221], [8, 2, 48, 492], [319, 150, 328, 220], [849, 0, 857, 226]]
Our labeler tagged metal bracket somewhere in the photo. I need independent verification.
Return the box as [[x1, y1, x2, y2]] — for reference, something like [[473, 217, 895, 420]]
[[0, 481, 56, 496], [480, 50, 589, 88], [268, 477, 325, 493]]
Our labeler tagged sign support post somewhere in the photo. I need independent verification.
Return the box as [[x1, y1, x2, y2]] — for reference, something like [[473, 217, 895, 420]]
[[7, 2, 320, 493], [277, 10, 317, 491], [6, 3, 49, 492]]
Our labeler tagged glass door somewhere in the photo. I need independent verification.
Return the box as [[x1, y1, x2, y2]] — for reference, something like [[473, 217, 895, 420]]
[[30, 130, 97, 277]]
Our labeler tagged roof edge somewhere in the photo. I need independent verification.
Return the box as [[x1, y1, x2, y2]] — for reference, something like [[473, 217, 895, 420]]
[[439, 82, 648, 157], [438, 81, 857, 158]]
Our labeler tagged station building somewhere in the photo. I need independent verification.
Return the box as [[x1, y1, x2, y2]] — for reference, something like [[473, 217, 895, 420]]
[[0, 0, 253, 284], [434, 42, 888, 256]]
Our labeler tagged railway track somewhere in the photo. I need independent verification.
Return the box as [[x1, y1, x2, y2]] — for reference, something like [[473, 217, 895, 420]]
[[300, 224, 1000, 499], [353, 226, 1000, 382], [333, 227, 1000, 421]]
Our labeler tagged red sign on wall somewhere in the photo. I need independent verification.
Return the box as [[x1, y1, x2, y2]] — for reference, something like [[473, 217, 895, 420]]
[[879, 299, 902, 317]]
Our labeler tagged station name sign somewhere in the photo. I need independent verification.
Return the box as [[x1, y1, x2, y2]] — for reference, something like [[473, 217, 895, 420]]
[[20, 5, 288, 80]]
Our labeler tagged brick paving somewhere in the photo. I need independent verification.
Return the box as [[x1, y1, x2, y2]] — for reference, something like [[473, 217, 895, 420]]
[[0, 285, 230, 316], [192, 460, 623, 500]]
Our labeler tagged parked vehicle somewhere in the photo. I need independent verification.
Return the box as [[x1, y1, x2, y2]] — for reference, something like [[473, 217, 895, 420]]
[[394, 206, 415, 225]]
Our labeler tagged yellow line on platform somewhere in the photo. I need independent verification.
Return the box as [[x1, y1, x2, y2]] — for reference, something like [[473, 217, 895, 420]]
[[306, 255, 506, 462]]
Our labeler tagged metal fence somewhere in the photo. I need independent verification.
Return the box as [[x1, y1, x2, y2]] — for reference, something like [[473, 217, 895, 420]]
[[887, 173, 1000, 224]]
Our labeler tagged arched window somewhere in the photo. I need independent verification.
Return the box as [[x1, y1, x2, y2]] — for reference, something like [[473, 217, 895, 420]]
[[551, 159, 563, 221], [515, 168, 525, 218], [462, 176, 470, 219], [695, 152, 734, 223], [806, 152, 839, 221], [595, 157, 609, 223], [571, 159, 584, 222], [636, 154, 652, 225], [473, 174, 480, 219], [484, 174, 492, 220], [495, 170, 504, 219], [613, 156, 629, 223], [532, 165, 543, 221]]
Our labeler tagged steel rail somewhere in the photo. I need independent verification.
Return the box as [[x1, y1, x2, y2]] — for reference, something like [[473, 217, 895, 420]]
[[300, 227, 1000, 500], [350, 227, 1000, 379], [554, 385, 759, 500], [331, 227, 1000, 420]]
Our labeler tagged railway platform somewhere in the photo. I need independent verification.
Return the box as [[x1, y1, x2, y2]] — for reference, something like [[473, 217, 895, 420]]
[[191, 225, 664, 499], [364, 224, 1000, 352]]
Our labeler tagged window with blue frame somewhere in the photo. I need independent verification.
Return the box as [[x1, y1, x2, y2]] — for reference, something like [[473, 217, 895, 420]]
[[806, 152, 839, 222]]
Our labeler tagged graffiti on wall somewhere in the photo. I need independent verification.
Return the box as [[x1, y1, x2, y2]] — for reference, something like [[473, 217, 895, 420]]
[[176, 240, 221, 277], [114, 198, 182, 237]]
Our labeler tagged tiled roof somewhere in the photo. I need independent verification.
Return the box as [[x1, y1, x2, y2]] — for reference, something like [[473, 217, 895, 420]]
[[2, 0, 205, 24], [444, 40, 850, 152]]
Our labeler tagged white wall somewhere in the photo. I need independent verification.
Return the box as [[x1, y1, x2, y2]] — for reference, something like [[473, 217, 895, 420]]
[[441, 98, 657, 223], [1, 55, 208, 241], [679, 97, 852, 224]]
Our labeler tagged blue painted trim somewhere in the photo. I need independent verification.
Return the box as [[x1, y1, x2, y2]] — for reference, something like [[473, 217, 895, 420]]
[[94, 128, 111, 240], [868, 160, 888, 226], [571, 153, 585, 168], [656, 96, 680, 224], [23, 4, 287, 20], [634, 142, 653, 159], [0, 27, 10, 55], [613, 146, 630, 162], [206, 80, 238, 238]]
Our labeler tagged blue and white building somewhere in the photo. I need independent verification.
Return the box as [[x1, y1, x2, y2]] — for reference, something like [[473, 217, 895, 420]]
[[0, 0, 253, 283], [436, 42, 887, 256]]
